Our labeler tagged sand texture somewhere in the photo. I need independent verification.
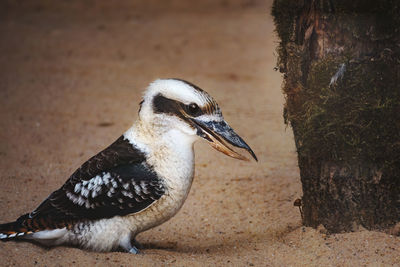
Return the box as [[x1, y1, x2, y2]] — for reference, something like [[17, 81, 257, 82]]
[[0, 1, 399, 266]]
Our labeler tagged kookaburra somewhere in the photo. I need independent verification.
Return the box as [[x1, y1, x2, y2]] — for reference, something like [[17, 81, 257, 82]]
[[0, 79, 257, 253]]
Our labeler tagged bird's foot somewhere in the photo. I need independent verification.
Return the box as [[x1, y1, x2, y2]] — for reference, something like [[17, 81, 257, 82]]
[[128, 246, 140, 254], [120, 236, 142, 254]]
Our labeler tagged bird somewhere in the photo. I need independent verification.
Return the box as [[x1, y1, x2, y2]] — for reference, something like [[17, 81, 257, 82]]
[[0, 78, 257, 253]]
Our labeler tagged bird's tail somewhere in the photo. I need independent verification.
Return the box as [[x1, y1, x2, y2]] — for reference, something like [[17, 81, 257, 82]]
[[0, 214, 33, 240]]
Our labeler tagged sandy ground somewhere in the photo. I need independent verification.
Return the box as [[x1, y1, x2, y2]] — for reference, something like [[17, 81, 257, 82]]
[[0, 0, 399, 266]]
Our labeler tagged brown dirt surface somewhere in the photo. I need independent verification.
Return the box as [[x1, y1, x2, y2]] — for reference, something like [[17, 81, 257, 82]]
[[0, 1, 399, 266]]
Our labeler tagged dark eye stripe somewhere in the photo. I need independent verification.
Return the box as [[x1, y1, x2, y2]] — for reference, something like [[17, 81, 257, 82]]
[[153, 94, 186, 119]]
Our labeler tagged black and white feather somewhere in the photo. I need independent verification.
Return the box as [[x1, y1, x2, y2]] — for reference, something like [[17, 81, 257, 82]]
[[30, 136, 165, 222]]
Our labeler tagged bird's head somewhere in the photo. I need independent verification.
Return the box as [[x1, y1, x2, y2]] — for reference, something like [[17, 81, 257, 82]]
[[138, 79, 257, 161]]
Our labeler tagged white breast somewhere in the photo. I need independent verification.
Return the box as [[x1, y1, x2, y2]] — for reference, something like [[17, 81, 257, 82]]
[[123, 125, 196, 232]]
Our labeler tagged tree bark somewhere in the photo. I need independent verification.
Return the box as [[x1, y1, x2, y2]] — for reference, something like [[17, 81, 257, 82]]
[[272, 0, 400, 232]]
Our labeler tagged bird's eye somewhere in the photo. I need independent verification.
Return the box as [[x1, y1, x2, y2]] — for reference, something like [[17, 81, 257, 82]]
[[187, 103, 201, 116]]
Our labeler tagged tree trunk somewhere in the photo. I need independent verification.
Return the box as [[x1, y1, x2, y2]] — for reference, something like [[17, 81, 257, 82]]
[[272, 0, 400, 233]]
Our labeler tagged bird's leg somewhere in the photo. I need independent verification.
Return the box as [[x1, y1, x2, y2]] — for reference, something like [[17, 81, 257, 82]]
[[120, 235, 141, 254], [128, 246, 140, 254], [122, 241, 140, 254]]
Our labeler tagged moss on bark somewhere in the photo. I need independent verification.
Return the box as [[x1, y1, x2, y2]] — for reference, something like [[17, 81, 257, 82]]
[[272, 0, 400, 232]]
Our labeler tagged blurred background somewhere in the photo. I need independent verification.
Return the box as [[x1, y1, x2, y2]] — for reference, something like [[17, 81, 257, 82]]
[[0, 1, 398, 266]]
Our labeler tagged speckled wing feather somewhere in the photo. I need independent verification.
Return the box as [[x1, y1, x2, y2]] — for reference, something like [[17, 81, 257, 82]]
[[0, 136, 165, 236]]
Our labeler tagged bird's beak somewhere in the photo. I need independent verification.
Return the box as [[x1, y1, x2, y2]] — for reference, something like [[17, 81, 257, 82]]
[[191, 119, 258, 161]]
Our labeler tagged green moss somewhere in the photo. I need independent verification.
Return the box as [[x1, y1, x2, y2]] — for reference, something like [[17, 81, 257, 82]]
[[272, 0, 400, 167], [291, 53, 400, 165], [271, 0, 303, 71]]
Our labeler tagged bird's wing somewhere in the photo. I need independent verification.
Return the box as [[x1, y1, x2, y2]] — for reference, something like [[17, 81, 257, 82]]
[[65, 135, 147, 183], [16, 136, 166, 232]]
